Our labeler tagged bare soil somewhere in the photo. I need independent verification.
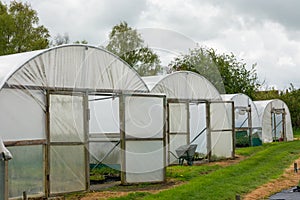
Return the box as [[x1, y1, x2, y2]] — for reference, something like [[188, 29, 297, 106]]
[[242, 157, 300, 200]]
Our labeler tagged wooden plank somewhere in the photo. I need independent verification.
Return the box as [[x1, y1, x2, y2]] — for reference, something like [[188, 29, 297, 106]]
[[4, 139, 46, 147]]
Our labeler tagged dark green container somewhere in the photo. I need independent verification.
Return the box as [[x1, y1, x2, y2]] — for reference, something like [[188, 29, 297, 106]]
[[252, 137, 262, 146]]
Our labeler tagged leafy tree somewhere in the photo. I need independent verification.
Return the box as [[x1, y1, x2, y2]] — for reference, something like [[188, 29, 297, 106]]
[[106, 21, 162, 76], [74, 40, 88, 44], [169, 47, 260, 98], [51, 32, 70, 46], [0, 1, 50, 55]]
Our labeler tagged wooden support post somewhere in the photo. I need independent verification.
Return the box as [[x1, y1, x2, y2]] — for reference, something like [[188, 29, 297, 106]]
[[119, 94, 126, 184], [45, 91, 50, 197], [23, 191, 27, 200], [248, 105, 253, 146], [206, 102, 211, 161], [83, 93, 90, 191], [231, 102, 235, 158]]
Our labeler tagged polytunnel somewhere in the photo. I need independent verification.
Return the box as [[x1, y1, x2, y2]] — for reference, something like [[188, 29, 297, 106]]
[[143, 71, 235, 164], [221, 94, 261, 146], [0, 44, 166, 198], [254, 99, 293, 143]]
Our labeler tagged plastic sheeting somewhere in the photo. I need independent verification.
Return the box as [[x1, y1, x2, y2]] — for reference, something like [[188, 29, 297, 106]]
[[143, 72, 220, 100], [1, 45, 148, 92], [0, 88, 45, 141], [221, 94, 260, 129], [7, 145, 44, 198], [254, 99, 293, 143], [0, 44, 151, 197], [143, 71, 234, 160], [123, 95, 165, 183], [210, 102, 234, 158]]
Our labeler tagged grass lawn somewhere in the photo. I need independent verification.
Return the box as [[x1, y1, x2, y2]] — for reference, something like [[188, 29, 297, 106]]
[[107, 141, 300, 200]]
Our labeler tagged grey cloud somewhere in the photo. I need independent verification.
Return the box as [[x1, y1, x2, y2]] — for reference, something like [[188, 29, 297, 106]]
[[213, 0, 300, 31]]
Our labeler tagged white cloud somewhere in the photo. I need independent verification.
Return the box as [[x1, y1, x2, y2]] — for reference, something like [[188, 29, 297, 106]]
[[2, 0, 300, 89]]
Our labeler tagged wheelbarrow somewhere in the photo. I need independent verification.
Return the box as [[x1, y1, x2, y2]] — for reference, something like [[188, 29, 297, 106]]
[[175, 144, 197, 166]]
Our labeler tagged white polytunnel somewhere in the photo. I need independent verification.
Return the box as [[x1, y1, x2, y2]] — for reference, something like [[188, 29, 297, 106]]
[[143, 71, 234, 164], [254, 99, 293, 143], [221, 94, 261, 147], [0, 44, 166, 198]]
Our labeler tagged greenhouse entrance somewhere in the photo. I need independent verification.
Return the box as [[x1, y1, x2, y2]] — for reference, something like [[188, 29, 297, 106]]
[[271, 108, 286, 141], [47, 92, 89, 195], [167, 99, 234, 165], [89, 93, 166, 185]]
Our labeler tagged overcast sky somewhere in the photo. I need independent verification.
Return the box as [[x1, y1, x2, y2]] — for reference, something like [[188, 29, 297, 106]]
[[4, 0, 300, 90]]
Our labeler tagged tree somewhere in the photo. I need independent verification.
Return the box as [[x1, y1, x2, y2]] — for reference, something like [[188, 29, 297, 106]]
[[74, 39, 88, 44], [51, 33, 70, 46], [106, 21, 162, 76], [0, 1, 50, 55], [169, 46, 260, 98]]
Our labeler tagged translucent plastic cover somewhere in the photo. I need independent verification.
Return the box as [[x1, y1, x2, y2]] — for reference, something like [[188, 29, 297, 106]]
[[211, 131, 233, 158], [0, 88, 45, 141], [189, 103, 207, 154], [89, 96, 119, 134], [89, 141, 120, 165], [125, 96, 164, 138], [169, 103, 187, 133], [7, 145, 44, 198], [125, 141, 164, 183], [210, 102, 232, 130], [50, 94, 84, 142], [168, 134, 188, 164], [2, 45, 148, 92], [144, 71, 221, 100], [254, 99, 293, 143], [222, 94, 260, 129], [50, 145, 85, 194]]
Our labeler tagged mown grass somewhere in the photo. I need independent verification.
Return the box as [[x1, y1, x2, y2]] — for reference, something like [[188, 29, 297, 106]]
[[109, 141, 300, 200]]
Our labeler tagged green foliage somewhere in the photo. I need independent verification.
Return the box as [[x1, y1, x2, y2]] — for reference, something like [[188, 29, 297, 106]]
[[90, 166, 120, 181], [0, 1, 50, 55], [169, 47, 260, 98], [106, 21, 162, 76], [236, 131, 250, 147]]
